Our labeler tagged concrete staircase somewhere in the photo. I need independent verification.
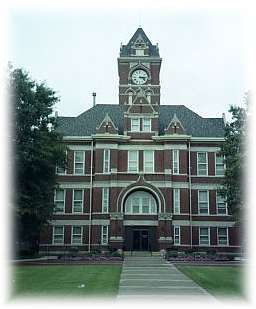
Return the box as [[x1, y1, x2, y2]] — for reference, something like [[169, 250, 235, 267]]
[[117, 255, 216, 300], [124, 251, 160, 257]]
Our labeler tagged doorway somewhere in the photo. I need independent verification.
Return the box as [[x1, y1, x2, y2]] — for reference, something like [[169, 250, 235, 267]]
[[133, 229, 149, 251]]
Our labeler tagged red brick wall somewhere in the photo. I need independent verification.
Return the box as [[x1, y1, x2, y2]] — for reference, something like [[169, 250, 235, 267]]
[[209, 190, 216, 214], [118, 150, 127, 172], [190, 152, 197, 175], [95, 149, 103, 173], [155, 150, 164, 172], [208, 152, 215, 176], [191, 190, 198, 214], [210, 227, 217, 245], [64, 225, 71, 244], [180, 189, 189, 213], [92, 188, 102, 212], [179, 150, 187, 174], [65, 189, 73, 213]]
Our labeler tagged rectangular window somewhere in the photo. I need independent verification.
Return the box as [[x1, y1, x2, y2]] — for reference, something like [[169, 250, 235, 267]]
[[174, 226, 180, 245], [131, 118, 140, 132], [144, 150, 154, 173], [173, 189, 180, 214], [199, 227, 210, 245], [73, 189, 83, 213], [56, 165, 65, 174], [216, 192, 227, 215], [54, 189, 65, 213], [103, 149, 110, 173], [172, 149, 179, 174], [132, 197, 140, 213], [197, 152, 208, 176], [142, 197, 150, 214], [218, 227, 228, 245], [74, 151, 85, 174], [101, 226, 108, 245], [102, 188, 109, 213], [53, 226, 64, 244], [72, 226, 83, 244], [142, 118, 151, 132], [198, 190, 209, 214], [216, 154, 225, 176], [128, 150, 139, 172]]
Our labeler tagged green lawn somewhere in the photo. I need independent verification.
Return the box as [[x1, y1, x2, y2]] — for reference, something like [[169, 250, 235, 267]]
[[176, 265, 244, 298], [12, 265, 122, 298]]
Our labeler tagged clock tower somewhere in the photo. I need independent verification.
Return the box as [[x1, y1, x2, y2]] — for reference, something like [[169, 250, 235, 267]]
[[118, 27, 162, 105]]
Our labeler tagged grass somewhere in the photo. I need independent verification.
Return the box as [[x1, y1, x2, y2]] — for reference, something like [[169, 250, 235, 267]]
[[12, 265, 122, 298], [176, 265, 244, 298]]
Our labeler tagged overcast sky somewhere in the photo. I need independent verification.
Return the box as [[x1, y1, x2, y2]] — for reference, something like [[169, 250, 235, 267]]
[[8, 6, 247, 120]]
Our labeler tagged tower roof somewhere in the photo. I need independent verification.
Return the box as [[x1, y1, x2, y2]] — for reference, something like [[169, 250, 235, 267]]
[[120, 27, 160, 57]]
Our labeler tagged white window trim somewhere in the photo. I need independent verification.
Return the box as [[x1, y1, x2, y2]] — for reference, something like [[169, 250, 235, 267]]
[[54, 189, 66, 214], [128, 150, 139, 172], [216, 192, 228, 215], [102, 188, 109, 213], [73, 151, 85, 175], [143, 150, 154, 173], [142, 118, 151, 132], [215, 153, 225, 176], [199, 227, 210, 246], [52, 225, 64, 245], [71, 225, 83, 245], [198, 190, 209, 214], [103, 149, 111, 174], [197, 152, 208, 176], [172, 149, 179, 175], [217, 227, 229, 246], [173, 189, 180, 214], [131, 118, 140, 132], [173, 225, 180, 245], [72, 189, 84, 214], [101, 225, 109, 245]]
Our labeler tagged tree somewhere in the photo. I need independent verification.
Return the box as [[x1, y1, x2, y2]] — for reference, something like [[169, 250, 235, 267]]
[[10, 65, 66, 255], [220, 95, 248, 222]]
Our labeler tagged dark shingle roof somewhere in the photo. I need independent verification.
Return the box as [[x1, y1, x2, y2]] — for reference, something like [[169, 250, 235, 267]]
[[57, 104, 225, 138], [120, 27, 159, 57]]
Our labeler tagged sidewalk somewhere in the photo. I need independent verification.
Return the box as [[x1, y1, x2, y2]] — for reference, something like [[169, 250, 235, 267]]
[[117, 255, 216, 300]]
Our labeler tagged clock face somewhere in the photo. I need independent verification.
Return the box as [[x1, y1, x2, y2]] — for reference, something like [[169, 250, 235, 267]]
[[131, 69, 148, 85]]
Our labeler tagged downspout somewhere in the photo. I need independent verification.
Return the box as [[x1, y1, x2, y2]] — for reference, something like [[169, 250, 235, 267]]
[[88, 139, 94, 253], [188, 140, 193, 248]]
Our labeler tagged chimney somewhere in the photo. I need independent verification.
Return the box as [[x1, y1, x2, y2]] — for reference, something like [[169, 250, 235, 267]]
[[222, 113, 226, 125], [92, 92, 96, 107], [55, 111, 58, 118]]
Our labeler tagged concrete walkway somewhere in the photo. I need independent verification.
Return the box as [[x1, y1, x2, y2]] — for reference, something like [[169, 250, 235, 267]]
[[117, 255, 216, 301]]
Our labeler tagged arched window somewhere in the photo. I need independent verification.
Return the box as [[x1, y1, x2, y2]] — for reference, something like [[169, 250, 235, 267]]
[[125, 190, 157, 214]]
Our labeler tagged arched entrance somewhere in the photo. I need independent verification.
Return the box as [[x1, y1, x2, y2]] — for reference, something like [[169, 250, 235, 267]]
[[123, 190, 158, 251]]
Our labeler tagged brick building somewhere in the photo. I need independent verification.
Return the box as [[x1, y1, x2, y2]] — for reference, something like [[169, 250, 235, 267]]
[[40, 28, 240, 253]]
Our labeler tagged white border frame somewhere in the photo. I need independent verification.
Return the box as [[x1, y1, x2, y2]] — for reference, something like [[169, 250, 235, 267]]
[[54, 188, 66, 214], [172, 149, 179, 175], [217, 226, 229, 246], [197, 151, 208, 176], [103, 149, 111, 173], [143, 150, 154, 173], [142, 117, 152, 132], [102, 187, 109, 213], [131, 117, 140, 132], [72, 189, 84, 214], [198, 190, 209, 214], [128, 150, 139, 172], [71, 225, 83, 245], [173, 225, 181, 245], [173, 188, 180, 214], [216, 191, 228, 215], [199, 226, 210, 246], [73, 150, 85, 175], [101, 225, 109, 245], [52, 225, 64, 245], [215, 152, 225, 176]]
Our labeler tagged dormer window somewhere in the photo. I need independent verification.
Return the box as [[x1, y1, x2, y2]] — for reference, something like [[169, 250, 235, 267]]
[[131, 118, 140, 132], [135, 49, 144, 56]]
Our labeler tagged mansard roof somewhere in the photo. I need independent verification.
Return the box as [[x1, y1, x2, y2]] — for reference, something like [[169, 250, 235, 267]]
[[57, 104, 225, 138], [120, 27, 160, 57]]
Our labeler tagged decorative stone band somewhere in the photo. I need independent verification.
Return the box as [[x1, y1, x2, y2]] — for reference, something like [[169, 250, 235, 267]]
[[158, 213, 172, 221], [109, 236, 123, 242], [110, 213, 124, 220], [159, 237, 173, 242], [123, 220, 158, 226]]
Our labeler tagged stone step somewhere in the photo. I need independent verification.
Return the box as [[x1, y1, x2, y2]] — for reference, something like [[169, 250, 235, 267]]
[[118, 286, 209, 296]]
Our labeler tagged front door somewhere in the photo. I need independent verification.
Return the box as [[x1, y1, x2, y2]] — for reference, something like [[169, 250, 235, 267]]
[[133, 229, 149, 251]]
